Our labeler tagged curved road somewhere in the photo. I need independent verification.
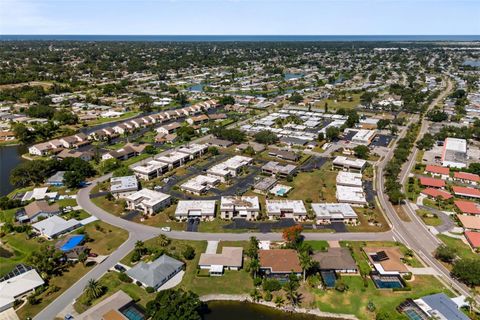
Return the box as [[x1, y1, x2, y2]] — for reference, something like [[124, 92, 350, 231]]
[[35, 173, 393, 320]]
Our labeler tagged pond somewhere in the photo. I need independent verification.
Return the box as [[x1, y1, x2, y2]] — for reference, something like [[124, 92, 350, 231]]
[[204, 301, 344, 320], [187, 83, 205, 92], [0, 144, 26, 197], [463, 60, 480, 67]]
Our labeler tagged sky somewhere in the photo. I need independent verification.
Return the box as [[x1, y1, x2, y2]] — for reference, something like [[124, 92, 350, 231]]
[[0, 0, 479, 35]]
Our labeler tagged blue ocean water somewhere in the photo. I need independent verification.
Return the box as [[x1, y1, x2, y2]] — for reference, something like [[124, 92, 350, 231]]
[[1, 35, 479, 42]]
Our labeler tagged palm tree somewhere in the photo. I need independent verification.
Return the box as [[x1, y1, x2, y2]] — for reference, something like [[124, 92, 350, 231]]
[[284, 282, 300, 307], [158, 235, 170, 247], [299, 251, 314, 282], [248, 258, 260, 278], [84, 279, 104, 301], [274, 295, 284, 308], [78, 251, 88, 266]]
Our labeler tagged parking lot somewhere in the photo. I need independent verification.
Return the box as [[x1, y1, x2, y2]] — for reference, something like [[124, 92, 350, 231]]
[[370, 134, 393, 147]]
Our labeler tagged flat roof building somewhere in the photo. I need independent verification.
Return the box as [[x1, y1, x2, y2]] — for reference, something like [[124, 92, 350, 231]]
[[253, 176, 278, 194], [311, 203, 358, 224], [265, 200, 307, 220], [336, 185, 367, 205], [442, 137, 467, 168], [261, 161, 297, 178], [133, 160, 169, 181], [125, 189, 171, 215], [198, 247, 243, 275], [110, 175, 139, 198], [155, 151, 190, 169], [175, 200, 216, 220], [220, 196, 260, 220], [180, 175, 220, 195], [332, 156, 367, 172], [336, 171, 363, 187], [207, 156, 252, 182]]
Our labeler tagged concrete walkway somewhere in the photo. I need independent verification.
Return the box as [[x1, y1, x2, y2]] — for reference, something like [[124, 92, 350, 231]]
[[206, 240, 219, 254], [407, 266, 439, 275], [158, 270, 185, 291]]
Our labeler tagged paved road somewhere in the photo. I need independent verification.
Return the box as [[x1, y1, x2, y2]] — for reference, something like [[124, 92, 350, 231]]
[[36, 168, 393, 319], [375, 77, 474, 300]]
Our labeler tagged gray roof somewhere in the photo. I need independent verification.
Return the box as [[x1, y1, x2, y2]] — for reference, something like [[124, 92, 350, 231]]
[[312, 248, 357, 271], [126, 254, 184, 288], [419, 293, 469, 320]]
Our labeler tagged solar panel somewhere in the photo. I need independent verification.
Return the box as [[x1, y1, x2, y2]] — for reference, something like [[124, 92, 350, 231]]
[[372, 251, 388, 262]]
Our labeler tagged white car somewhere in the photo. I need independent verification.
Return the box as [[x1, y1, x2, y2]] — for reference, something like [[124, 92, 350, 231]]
[[161, 227, 171, 232]]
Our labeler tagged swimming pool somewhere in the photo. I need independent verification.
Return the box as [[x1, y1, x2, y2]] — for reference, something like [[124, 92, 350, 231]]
[[121, 305, 145, 320], [276, 188, 287, 196], [320, 271, 336, 288], [372, 275, 404, 289], [60, 235, 85, 251], [404, 308, 426, 320]]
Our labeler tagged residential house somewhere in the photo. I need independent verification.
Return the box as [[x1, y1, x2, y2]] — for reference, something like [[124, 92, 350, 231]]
[[125, 189, 171, 215], [261, 161, 297, 178], [198, 247, 243, 276], [258, 249, 302, 279], [312, 248, 358, 273], [110, 175, 139, 198], [0, 266, 45, 313], [265, 200, 307, 220], [311, 203, 358, 225], [16, 200, 60, 223], [180, 175, 220, 195], [220, 196, 260, 220], [32, 215, 81, 239], [76, 290, 145, 320], [126, 254, 184, 290], [174, 200, 216, 220]]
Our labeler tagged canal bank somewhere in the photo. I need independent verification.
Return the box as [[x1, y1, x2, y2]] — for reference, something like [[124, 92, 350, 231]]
[[0, 144, 26, 197], [201, 295, 356, 320]]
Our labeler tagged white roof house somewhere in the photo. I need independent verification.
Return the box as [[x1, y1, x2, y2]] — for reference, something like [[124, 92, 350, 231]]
[[21, 187, 58, 202], [180, 175, 220, 195], [336, 185, 367, 205], [177, 143, 208, 158], [0, 269, 44, 312], [207, 156, 252, 180], [332, 156, 367, 172], [311, 203, 358, 223], [110, 175, 139, 196], [155, 151, 190, 167], [336, 171, 363, 187], [351, 129, 376, 144], [220, 196, 260, 220], [175, 200, 216, 219], [133, 160, 169, 180], [32, 215, 81, 239], [265, 200, 307, 219], [125, 189, 171, 215]]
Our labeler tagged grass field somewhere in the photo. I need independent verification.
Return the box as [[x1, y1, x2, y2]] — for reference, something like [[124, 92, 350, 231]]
[[0, 233, 50, 276], [286, 166, 337, 203], [312, 275, 450, 320], [79, 221, 129, 255], [416, 209, 442, 227], [17, 263, 94, 319], [91, 196, 126, 216], [313, 93, 361, 111], [73, 271, 156, 314], [438, 234, 478, 261], [132, 205, 186, 230], [304, 240, 329, 251]]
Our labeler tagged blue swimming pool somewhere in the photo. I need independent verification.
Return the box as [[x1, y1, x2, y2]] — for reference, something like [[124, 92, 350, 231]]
[[276, 188, 287, 196], [121, 305, 145, 320], [404, 309, 425, 320], [321, 271, 336, 288], [372, 275, 404, 289], [60, 235, 85, 251]]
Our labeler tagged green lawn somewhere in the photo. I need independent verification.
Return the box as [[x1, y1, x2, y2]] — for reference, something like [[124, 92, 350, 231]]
[[0, 233, 50, 276], [86, 111, 141, 125], [73, 271, 156, 314], [313, 93, 361, 111], [77, 221, 129, 255], [286, 165, 337, 203], [438, 234, 478, 261], [123, 153, 152, 167], [91, 196, 126, 216], [416, 209, 442, 227], [17, 263, 95, 319], [312, 275, 450, 320], [305, 240, 329, 251], [0, 208, 17, 223]]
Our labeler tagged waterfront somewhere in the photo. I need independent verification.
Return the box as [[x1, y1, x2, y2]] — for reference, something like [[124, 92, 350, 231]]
[[204, 301, 344, 320], [0, 144, 26, 197]]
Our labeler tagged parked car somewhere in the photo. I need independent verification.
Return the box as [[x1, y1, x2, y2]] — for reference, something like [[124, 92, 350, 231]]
[[114, 264, 126, 272], [161, 227, 171, 232]]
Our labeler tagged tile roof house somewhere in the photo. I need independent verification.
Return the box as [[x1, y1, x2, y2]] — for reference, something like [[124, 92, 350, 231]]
[[126, 254, 184, 290], [419, 177, 445, 188], [76, 290, 144, 320], [363, 247, 409, 275], [456, 215, 480, 231], [465, 231, 480, 248], [453, 171, 480, 185], [421, 188, 453, 200], [454, 200, 480, 215], [258, 249, 302, 278], [425, 165, 449, 177], [452, 186, 480, 199]]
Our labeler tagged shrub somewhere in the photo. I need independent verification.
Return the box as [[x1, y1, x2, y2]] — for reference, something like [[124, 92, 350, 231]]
[[262, 278, 282, 292], [118, 272, 133, 283], [182, 245, 195, 260], [263, 291, 272, 302], [146, 286, 155, 293], [253, 277, 263, 287]]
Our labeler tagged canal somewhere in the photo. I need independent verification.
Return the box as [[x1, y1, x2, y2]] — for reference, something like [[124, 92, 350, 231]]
[[204, 301, 344, 320], [0, 144, 26, 197]]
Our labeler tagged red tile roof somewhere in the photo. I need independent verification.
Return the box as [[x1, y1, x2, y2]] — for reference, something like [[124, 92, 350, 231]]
[[454, 172, 480, 182], [421, 188, 453, 200], [452, 186, 480, 199], [425, 165, 450, 175], [465, 231, 480, 248], [259, 249, 302, 273], [419, 177, 445, 188], [454, 200, 480, 215]]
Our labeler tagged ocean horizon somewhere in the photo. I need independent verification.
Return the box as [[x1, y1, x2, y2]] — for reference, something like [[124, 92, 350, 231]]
[[1, 35, 480, 42]]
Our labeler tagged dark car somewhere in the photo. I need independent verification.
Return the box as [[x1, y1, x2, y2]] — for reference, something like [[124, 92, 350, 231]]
[[114, 264, 126, 272]]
